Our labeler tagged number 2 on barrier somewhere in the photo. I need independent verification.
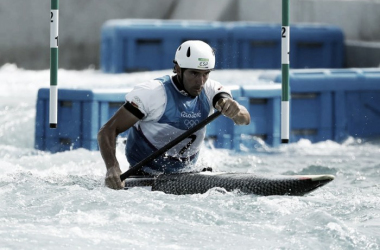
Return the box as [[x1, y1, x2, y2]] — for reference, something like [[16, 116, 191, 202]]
[[50, 10, 59, 48]]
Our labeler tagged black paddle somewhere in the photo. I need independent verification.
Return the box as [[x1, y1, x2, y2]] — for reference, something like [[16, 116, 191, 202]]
[[120, 111, 222, 181]]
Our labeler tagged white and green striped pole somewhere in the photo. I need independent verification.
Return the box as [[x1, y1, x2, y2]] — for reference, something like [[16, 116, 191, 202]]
[[281, 0, 290, 143], [50, 0, 59, 128]]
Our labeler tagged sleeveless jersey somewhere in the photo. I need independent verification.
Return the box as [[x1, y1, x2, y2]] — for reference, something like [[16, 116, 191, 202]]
[[125, 75, 230, 174]]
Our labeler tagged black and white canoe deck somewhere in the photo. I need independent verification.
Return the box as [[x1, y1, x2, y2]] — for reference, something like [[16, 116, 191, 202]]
[[124, 172, 334, 196]]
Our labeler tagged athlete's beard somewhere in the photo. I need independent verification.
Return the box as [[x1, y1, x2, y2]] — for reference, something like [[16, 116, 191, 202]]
[[176, 71, 196, 98]]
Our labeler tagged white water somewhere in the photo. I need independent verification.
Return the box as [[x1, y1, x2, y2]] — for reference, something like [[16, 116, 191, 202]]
[[0, 64, 379, 250]]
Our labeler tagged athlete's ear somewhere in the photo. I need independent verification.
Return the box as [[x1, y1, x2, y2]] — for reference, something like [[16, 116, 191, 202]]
[[174, 64, 181, 75]]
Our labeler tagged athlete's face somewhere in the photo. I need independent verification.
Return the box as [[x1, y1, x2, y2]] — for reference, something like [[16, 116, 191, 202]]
[[182, 69, 211, 96]]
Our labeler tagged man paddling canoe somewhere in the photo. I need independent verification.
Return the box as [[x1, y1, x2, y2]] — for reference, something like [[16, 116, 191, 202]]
[[98, 40, 251, 189]]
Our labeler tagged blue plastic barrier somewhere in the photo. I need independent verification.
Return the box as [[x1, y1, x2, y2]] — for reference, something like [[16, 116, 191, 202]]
[[291, 24, 344, 69], [259, 68, 380, 142], [205, 85, 242, 149], [233, 84, 282, 150], [35, 69, 380, 153], [228, 22, 344, 69], [228, 23, 281, 69], [101, 19, 228, 73], [331, 69, 380, 141], [35, 85, 242, 152], [101, 20, 344, 72], [35, 88, 129, 152]]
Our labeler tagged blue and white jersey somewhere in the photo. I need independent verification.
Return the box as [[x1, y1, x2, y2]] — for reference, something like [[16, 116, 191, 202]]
[[125, 75, 231, 174]]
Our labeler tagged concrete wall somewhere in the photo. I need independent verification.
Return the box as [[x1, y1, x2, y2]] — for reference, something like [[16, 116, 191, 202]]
[[0, 0, 176, 70], [1, 0, 379, 70], [169, 0, 238, 21], [346, 41, 380, 67], [239, 0, 380, 41], [237, 0, 380, 68]]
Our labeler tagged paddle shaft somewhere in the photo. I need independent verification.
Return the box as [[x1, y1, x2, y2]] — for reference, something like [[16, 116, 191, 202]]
[[120, 111, 222, 181]]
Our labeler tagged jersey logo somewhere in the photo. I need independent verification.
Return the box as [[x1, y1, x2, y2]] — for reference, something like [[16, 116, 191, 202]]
[[132, 96, 143, 107], [184, 119, 199, 129], [181, 111, 201, 119], [131, 101, 139, 108]]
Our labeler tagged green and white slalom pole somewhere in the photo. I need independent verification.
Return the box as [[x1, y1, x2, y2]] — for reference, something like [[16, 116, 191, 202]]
[[50, 0, 59, 128], [281, 0, 290, 143]]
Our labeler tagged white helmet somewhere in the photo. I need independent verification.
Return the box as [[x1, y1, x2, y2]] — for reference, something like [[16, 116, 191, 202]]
[[174, 40, 215, 70]]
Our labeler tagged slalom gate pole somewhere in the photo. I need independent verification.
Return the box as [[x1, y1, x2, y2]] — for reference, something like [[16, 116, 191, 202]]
[[281, 0, 290, 143], [50, 0, 59, 128]]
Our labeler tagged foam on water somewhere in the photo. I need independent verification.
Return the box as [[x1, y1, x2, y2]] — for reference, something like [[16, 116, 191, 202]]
[[0, 65, 379, 249]]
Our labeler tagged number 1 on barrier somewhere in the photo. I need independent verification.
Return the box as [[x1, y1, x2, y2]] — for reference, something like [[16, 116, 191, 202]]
[[50, 0, 59, 128]]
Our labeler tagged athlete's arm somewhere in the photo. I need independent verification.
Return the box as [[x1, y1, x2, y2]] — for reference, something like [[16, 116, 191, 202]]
[[215, 97, 250, 125], [97, 105, 140, 189]]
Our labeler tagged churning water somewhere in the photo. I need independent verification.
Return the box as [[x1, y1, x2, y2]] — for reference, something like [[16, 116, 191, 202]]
[[0, 64, 379, 249]]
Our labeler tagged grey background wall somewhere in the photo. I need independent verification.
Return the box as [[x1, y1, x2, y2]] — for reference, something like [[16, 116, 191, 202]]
[[1, 0, 379, 70]]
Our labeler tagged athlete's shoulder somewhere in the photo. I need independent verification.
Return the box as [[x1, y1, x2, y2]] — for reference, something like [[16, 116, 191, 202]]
[[125, 76, 168, 117], [154, 75, 172, 84], [205, 78, 229, 92], [133, 78, 165, 91]]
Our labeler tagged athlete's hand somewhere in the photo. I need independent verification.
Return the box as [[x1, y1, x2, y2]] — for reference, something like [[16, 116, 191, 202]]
[[216, 98, 250, 125], [105, 166, 125, 190], [215, 98, 240, 119]]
